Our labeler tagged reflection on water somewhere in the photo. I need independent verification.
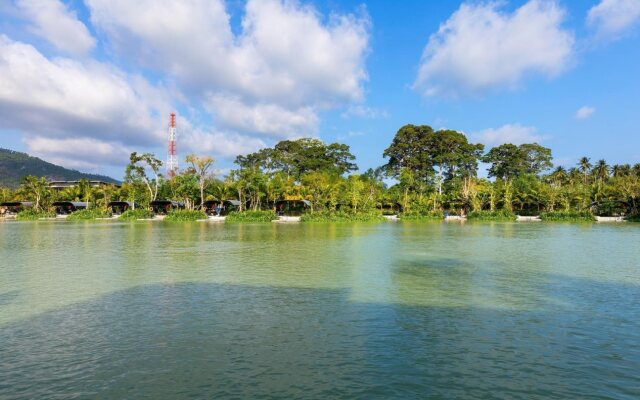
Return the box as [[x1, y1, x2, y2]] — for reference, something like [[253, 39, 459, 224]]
[[1, 221, 639, 398]]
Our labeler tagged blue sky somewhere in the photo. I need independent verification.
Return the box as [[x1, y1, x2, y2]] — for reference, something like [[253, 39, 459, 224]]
[[1, 0, 639, 179]]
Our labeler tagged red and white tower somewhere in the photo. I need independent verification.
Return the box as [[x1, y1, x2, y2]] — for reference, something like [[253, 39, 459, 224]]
[[167, 112, 178, 178]]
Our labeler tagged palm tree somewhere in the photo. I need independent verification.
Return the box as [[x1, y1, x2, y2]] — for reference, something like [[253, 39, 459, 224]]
[[612, 164, 631, 178], [592, 159, 609, 186], [550, 166, 568, 186], [578, 157, 592, 185]]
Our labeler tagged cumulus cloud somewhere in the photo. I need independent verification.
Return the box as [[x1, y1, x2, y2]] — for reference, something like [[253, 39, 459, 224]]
[[470, 124, 547, 147], [414, 0, 574, 97], [16, 0, 96, 56], [206, 96, 318, 139], [0, 35, 165, 147], [24, 136, 132, 169], [575, 106, 596, 120], [341, 105, 388, 119], [0, 0, 371, 173], [86, 0, 369, 129], [587, 0, 640, 40]]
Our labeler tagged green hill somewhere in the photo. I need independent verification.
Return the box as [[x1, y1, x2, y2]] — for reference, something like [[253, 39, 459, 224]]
[[0, 148, 119, 188]]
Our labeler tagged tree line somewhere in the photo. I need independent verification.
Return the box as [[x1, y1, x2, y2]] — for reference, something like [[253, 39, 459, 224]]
[[3, 124, 640, 218]]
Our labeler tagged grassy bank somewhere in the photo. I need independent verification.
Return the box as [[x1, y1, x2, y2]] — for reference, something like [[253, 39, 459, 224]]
[[15, 209, 56, 220], [118, 209, 154, 221], [399, 210, 443, 220], [539, 210, 595, 222], [467, 210, 516, 221], [226, 210, 276, 223], [300, 210, 385, 222], [626, 214, 640, 222], [67, 209, 112, 221], [164, 210, 207, 221]]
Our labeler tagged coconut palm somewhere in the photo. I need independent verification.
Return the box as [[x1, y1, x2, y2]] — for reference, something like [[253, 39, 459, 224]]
[[592, 159, 609, 186], [578, 157, 592, 185]]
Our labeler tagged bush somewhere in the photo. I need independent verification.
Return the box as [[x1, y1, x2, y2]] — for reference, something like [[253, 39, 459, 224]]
[[119, 209, 154, 221], [626, 214, 640, 222], [15, 209, 56, 220], [67, 209, 112, 221], [539, 210, 595, 222], [467, 210, 516, 221], [400, 210, 443, 220], [164, 209, 208, 221], [300, 210, 385, 222], [226, 210, 276, 223]]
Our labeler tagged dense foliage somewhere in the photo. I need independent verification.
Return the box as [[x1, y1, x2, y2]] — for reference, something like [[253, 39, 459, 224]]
[[3, 125, 640, 223], [67, 209, 112, 221], [119, 209, 155, 221], [539, 211, 595, 222], [467, 210, 516, 221], [225, 210, 276, 223], [164, 210, 208, 221], [15, 209, 56, 220], [300, 210, 385, 222]]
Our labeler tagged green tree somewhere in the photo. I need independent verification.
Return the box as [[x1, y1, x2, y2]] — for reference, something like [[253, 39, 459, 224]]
[[19, 176, 50, 210], [185, 154, 215, 209], [125, 152, 163, 201]]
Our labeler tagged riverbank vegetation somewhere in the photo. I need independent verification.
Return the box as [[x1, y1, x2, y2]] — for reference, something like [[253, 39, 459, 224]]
[[2, 124, 640, 222], [164, 210, 207, 222], [67, 209, 111, 221], [119, 209, 154, 221], [226, 210, 276, 223], [15, 209, 55, 220]]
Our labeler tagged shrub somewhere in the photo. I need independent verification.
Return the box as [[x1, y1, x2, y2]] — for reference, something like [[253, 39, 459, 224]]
[[15, 209, 56, 220], [119, 209, 154, 221], [626, 214, 640, 222], [300, 210, 385, 222], [400, 210, 443, 220], [67, 209, 112, 221], [467, 210, 516, 221], [539, 210, 595, 222], [226, 210, 276, 223], [164, 209, 208, 221]]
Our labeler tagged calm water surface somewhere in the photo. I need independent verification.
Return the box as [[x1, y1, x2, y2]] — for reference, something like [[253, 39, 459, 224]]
[[0, 220, 639, 399]]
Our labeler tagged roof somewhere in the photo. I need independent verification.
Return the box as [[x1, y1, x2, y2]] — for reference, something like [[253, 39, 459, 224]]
[[52, 201, 89, 207], [275, 199, 311, 206], [107, 201, 135, 207], [225, 200, 241, 206], [0, 201, 33, 207], [150, 200, 185, 207]]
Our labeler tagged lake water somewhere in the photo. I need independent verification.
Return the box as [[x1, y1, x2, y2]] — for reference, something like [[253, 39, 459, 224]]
[[1, 220, 639, 399]]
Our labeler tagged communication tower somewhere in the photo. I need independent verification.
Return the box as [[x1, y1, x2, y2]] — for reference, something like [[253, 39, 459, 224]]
[[167, 112, 178, 178]]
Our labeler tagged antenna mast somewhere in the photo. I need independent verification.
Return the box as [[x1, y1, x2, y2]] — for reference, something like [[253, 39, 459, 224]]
[[167, 112, 178, 178]]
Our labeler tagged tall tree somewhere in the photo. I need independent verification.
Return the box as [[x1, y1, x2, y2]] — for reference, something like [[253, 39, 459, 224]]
[[483, 143, 553, 180], [19, 176, 50, 210], [578, 157, 592, 185], [185, 154, 215, 208], [125, 152, 163, 201], [383, 125, 483, 193]]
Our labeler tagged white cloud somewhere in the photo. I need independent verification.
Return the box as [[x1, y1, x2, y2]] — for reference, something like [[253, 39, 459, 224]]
[[341, 105, 388, 119], [24, 136, 131, 169], [1, 1, 371, 174], [588, 0, 640, 40], [575, 106, 596, 119], [0, 35, 166, 146], [414, 0, 574, 97], [86, 0, 370, 126], [206, 95, 318, 138], [16, 0, 96, 56], [470, 124, 547, 147]]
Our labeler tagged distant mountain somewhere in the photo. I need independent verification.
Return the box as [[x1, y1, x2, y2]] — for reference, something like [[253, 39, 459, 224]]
[[0, 148, 119, 188]]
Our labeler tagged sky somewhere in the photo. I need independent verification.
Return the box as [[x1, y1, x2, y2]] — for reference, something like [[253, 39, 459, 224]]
[[0, 0, 639, 180]]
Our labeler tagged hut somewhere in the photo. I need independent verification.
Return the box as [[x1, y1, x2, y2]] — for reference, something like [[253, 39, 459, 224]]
[[107, 201, 135, 215], [274, 200, 312, 216], [377, 202, 403, 216], [202, 200, 241, 216], [0, 201, 33, 216], [150, 200, 185, 215], [52, 201, 89, 215]]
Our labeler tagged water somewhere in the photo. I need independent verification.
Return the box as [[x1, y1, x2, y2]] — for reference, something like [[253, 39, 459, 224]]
[[1, 220, 639, 399]]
